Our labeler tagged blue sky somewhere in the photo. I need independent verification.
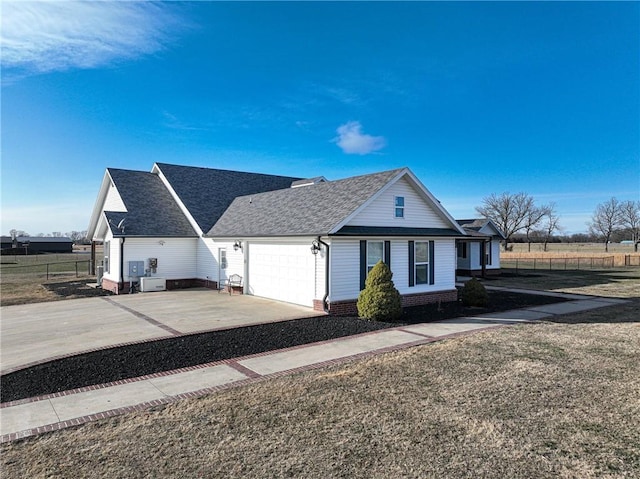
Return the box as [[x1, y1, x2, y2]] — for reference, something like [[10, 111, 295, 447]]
[[2, 1, 638, 236]]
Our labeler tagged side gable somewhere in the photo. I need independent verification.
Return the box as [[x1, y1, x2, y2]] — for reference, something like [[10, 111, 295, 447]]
[[88, 168, 197, 239], [457, 218, 506, 239], [478, 220, 506, 239], [336, 169, 466, 235], [87, 170, 127, 240]]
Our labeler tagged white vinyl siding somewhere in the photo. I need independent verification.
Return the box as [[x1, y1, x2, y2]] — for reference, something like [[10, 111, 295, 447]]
[[196, 238, 244, 284], [346, 178, 449, 228], [329, 238, 456, 302], [122, 238, 197, 281], [102, 232, 120, 284], [329, 240, 361, 301], [465, 240, 501, 272], [104, 183, 127, 212]]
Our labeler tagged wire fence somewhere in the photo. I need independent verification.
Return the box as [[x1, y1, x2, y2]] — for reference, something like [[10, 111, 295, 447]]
[[501, 256, 620, 273], [0, 260, 92, 281]]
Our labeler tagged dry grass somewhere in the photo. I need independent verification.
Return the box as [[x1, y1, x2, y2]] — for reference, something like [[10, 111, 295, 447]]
[[485, 269, 640, 299], [0, 275, 97, 306], [2, 301, 639, 478], [503, 243, 640, 267]]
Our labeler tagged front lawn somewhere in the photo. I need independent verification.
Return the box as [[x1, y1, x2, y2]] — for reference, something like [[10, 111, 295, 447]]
[[2, 300, 638, 478]]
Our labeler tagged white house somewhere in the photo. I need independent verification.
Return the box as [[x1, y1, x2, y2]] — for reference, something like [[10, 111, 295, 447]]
[[455, 219, 506, 276], [87, 163, 468, 315]]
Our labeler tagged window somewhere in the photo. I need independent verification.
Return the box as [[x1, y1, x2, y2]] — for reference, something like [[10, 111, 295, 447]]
[[394, 196, 404, 218], [414, 241, 429, 285], [457, 242, 468, 259], [104, 241, 110, 273], [486, 241, 492, 265], [367, 241, 384, 272]]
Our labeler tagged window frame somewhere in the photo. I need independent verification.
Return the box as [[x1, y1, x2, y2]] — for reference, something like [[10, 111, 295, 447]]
[[457, 242, 468, 259], [414, 241, 429, 285], [367, 240, 385, 273], [394, 196, 405, 219]]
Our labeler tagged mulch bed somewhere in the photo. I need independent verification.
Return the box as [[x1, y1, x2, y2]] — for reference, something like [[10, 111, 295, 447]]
[[0, 289, 567, 403]]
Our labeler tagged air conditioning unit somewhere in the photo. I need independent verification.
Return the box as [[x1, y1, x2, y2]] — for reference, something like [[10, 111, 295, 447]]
[[140, 277, 166, 292]]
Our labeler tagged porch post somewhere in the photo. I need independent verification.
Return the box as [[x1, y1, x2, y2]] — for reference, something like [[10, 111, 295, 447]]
[[480, 240, 487, 278], [90, 241, 96, 276]]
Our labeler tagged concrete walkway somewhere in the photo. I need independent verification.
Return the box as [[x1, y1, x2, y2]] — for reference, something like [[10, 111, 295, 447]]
[[0, 291, 628, 443], [1, 290, 319, 374]]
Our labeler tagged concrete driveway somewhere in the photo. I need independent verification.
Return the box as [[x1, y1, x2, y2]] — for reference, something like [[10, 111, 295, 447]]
[[0, 289, 319, 374]]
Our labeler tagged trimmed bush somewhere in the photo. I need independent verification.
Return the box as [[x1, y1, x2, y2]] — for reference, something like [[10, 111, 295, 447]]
[[460, 278, 489, 307], [357, 261, 402, 321]]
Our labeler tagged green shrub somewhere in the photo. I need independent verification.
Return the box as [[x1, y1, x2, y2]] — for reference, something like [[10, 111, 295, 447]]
[[357, 261, 402, 321], [460, 278, 489, 307]]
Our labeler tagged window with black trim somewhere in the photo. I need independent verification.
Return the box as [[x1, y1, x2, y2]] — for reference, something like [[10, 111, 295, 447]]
[[486, 241, 492, 265], [104, 241, 110, 274], [457, 242, 467, 259], [414, 241, 429, 285], [394, 196, 404, 218], [367, 241, 384, 272]]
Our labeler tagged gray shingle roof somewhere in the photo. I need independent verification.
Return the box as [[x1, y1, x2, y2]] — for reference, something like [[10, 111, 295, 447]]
[[206, 169, 404, 237], [155, 163, 303, 233], [456, 218, 505, 239], [106, 169, 197, 237]]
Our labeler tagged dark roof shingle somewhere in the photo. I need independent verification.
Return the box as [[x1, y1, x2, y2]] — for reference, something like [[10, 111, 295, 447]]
[[155, 163, 303, 233], [207, 169, 404, 237], [107, 169, 197, 237]]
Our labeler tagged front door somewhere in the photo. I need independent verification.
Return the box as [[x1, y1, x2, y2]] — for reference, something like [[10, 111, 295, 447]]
[[218, 248, 228, 288]]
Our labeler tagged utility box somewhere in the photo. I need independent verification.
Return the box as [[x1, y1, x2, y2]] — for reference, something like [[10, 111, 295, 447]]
[[128, 261, 145, 278], [140, 277, 166, 292]]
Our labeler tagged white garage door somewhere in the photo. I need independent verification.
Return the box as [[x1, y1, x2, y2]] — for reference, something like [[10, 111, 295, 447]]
[[248, 243, 316, 307]]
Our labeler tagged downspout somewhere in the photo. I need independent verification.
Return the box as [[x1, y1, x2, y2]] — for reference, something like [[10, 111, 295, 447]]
[[119, 237, 126, 293], [317, 236, 330, 313]]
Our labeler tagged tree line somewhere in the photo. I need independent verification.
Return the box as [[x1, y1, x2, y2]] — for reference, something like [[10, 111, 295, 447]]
[[476, 194, 639, 252], [7, 229, 89, 244]]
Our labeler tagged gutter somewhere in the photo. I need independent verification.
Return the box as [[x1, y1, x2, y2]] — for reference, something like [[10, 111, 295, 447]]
[[317, 236, 330, 313], [119, 237, 125, 291]]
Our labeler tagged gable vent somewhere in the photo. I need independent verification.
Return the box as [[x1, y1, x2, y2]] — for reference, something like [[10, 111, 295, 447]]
[[291, 176, 327, 188]]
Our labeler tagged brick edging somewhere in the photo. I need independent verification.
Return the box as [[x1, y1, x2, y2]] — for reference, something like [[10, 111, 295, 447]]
[[0, 323, 502, 443]]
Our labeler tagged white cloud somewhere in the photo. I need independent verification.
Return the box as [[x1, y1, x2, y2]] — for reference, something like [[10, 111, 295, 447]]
[[333, 121, 386, 155], [1, 1, 186, 75]]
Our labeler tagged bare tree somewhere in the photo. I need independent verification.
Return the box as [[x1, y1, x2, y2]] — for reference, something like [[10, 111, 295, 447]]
[[66, 230, 88, 243], [523, 204, 552, 252], [475, 192, 536, 251], [8, 229, 29, 239], [50, 231, 63, 238], [588, 197, 622, 252], [540, 203, 561, 252], [619, 200, 640, 252]]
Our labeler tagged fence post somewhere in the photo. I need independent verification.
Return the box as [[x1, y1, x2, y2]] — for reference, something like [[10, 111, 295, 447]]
[[76, 261, 79, 277], [46, 263, 49, 280], [549, 258, 552, 271], [534, 258, 537, 270], [564, 258, 567, 270]]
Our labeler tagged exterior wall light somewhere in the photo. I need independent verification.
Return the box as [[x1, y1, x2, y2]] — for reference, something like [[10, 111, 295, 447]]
[[233, 240, 242, 252], [310, 240, 321, 255]]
